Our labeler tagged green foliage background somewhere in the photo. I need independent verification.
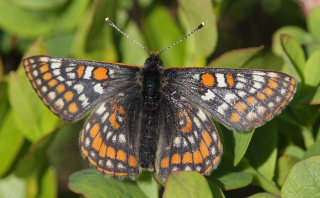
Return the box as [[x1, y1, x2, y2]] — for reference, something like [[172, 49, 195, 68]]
[[0, 0, 320, 197]]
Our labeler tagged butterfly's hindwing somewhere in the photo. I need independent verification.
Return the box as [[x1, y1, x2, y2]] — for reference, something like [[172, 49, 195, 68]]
[[23, 56, 141, 121], [163, 68, 297, 131], [80, 88, 143, 179], [156, 91, 223, 178]]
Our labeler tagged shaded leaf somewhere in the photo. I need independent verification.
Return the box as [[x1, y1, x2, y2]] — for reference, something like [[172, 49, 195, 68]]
[[280, 34, 305, 82], [38, 167, 57, 198], [303, 141, 320, 159], [207, 180, 226, 198], [69, 169, 147, 198], [307, 7, 320, 41], [178, 0, 217, 58], [0, 111, 24, 176], [281, 155, 320, 198], [163, 172, 213, 198], [233, 130, 255, 166], [210, 46, 264, 68], [216, 171, 253, 190], [303, 51, 320, 86], [0, 174, 26, 198], [272, 26, 313, 56], [276, 154, 299, 186], [136, 172, 160, 198], [144, 6, 185, 67], [248, 192, 280, 198]]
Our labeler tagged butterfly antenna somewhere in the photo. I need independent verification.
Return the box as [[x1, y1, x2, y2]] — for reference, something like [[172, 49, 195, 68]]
[[159, 22, 205, 55], [105, 18, 151, 55]]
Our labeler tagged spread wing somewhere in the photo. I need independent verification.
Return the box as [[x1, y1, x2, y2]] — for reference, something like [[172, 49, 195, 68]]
[[23, 55, 141, 121], [163, 68, 297, 131]]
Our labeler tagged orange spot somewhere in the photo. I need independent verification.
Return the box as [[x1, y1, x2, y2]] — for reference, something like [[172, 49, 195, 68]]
[[68, 102, 79, 113], [286, 92, 292, 100], [88, 157, 98, 166], [27, 73, 33, 80], [99, 143, 107, 157], [202, 130, 212, 146], [56, 84, 66, 93], [25, 65, 30, 72], [263, 87, 274, 96], [37, 90, 42, 97], [109, 112, 120, 129], [80, 130, 85, 141], [23, 59, 29, 66], [265, 113, 274, 120], [230, 112, 241, 122], [94, 67, 109, 80], [40, 64, 49, 73], [235, 101, 248, 112], [291, 78, 296, 84], [90, 123, 100, 137], [226, 73, 235, 87], [289, 85, 295, 92], [268, 80, 278, 89], [43, 98, 49, 105], [107, 146, 116, 159], [247, 96, 258, 105], [81, 146, 88, 157], [114, 172, 128, 176], [117, 150, 127, 162], [171, 153, 182, 164], [161, 157, 169, 168], [217, 141, 223, 153], [193, 150, 203, 164], [129, 155, 138, 167], [119, 106, 127, 115], [182, 152, 193, 164], [48, 79, 58, 87], [256, 92, 267, 100], [92, 133, 102, 151], [201, 73, 215, 87], [77, 65, 85, 79], [32, 81, 38, 88], [43, 73, 53, 80], [212, 155, 221, 166], [280, 101, 287, 107], [182, 116, 192, 133], [64, 91, 74, 102], [200, 141, 210, 158], [204, 166, 213, 174]]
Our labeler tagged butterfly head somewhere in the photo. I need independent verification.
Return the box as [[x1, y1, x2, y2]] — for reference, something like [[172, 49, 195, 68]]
[[144, 51, 163, 70]]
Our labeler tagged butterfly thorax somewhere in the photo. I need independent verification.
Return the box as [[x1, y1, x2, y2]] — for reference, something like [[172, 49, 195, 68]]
[[139, 54, 163, 169]]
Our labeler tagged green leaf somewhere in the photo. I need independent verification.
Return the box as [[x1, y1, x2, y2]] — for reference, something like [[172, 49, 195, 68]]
[[233, 130, 255, 166], [248, 192, 280, 198], [8, 0, 67, 11], [246, 124, 278, 180], [0, 174, 27, 198], [0, 110, 24, 176], [178, 0, 217, 58], [15, 133, 55, 178], [283, 145, 305, 160], [120, 21, 147, 65], [307, 7, 320, 41], [280, 34, 305, 82], [163, 172, 213, 198], [72, 0, 117, 61], [276, 154, 299, 186], [216, 171, 253, 190], [8, 72, 59, 142], [210, 46, 264, 68], [144, 6, 185, 67], [281, 155, 320, 198], [308, 86, 320, 105], [69, 169, 148, 198], [136, 172, 160, 198], [303, 141, 320, 159], [38, 167, 57, 198], [272, 26, 313, 56], [207, 180, 226, 198], [303, 51, 320, 86]]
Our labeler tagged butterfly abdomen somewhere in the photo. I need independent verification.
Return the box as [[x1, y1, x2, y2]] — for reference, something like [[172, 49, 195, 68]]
[[139, 54, 163, 169]]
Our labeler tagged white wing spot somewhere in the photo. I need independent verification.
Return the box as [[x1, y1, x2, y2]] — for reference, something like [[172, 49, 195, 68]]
[[53, 69, 61, 76], [257, 106, 267, 115], [74, 84, 84, 94], [85, 138, 91, 147], [188, 136, 195, 144], [118, 134, 126, 143], [106, 160, 113, 168], [57, 76, 65, 81], [236, 82, 245, 89], [253, 82, 262, 89], [54, 98, 64, 110], [216, 73, 227, 87], [83, 66, 94, 79], [193, 74, 200, 79], [280, 88, 286, 95], [247, 112, 257, 120], [96, 104, 106, 115], [94, 83, 104, 94], [32, 70, 38, 76], [193, 117, 201, 128], [51, 62, 61, 69], [225, 93, 237, 103], [197, 110, 207, 121], [67, 73, 76, 79], [201, 89, 215, 101], [268, 102, 275, 108], [268, 72, 279, 78], [275, 96, 281, 103], [39, 57, 49, 62], [174, 137, 181, 147], [238, 91, 247, 97], [41, 86, 48, 93], [36, 79, 42, 86], [217, 103, 228, 115], [253, 75, 265, 83], [48, 92, 56, 101], [101, 112, 110, 122]]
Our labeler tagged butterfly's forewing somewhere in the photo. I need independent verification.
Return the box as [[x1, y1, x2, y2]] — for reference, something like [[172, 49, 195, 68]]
[[80, 89, 142, 179], [156, 90, 223, 179], [163, 68, 297, 131], [23, 56, 141, 121]]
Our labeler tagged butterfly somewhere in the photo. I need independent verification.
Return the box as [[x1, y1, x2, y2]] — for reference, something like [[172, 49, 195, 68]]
[[23, 18, 297, 180]]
